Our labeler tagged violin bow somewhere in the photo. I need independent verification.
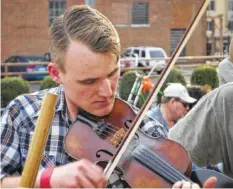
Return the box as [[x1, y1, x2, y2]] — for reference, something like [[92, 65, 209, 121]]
[[104, 0, 210, 180], [19, 93, 57, 188]]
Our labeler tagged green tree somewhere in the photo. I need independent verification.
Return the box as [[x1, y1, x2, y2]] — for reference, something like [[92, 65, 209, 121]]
[[39, 76, 58, 90], [1, 77, 30, 108], [191, 65, 219, 89], [119, 70, 147, 108]]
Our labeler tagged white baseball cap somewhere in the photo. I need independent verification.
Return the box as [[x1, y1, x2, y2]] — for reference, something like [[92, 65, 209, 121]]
[[163, 83, 197, 104]]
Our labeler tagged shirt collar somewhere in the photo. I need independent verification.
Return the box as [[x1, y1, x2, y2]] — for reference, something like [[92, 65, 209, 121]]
[[55, 85, 66, 112], [157, 105, 169, 132]]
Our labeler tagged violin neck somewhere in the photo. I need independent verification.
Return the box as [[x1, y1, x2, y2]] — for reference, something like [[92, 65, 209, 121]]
[[133, 145, 191, 184]]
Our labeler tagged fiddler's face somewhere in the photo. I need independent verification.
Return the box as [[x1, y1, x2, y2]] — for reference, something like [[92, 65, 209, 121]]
[[49, 41, 120, 117]]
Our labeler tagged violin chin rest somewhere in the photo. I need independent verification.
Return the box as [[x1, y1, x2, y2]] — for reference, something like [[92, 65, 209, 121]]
[[190, 169, 233, 188]]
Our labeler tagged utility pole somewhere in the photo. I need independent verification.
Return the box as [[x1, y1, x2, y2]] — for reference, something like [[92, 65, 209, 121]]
[[211, 18, 216, 55], [208, 14, 224, 55], [219, 14, 223, 55]]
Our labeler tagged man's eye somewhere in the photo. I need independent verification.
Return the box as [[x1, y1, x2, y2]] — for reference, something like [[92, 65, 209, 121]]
[[82, 79, 96, 85]]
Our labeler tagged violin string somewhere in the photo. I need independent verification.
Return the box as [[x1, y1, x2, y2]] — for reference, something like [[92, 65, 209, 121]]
[[124, 142, 190, 183], [136, 154, 185, 183], [139, 146, 191, 182], [104, 136, 190, 183], [103, 142, 190, 184], [91, 124, 191, 182], [96, 120, 131, 134], [93, 122, 162, 147], [94, 118, 163, 144], [93, 122, 129, 139]]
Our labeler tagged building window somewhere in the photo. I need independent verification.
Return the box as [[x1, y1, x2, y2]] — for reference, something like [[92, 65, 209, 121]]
[[132, 2, 149, 25], [206, 42, 212, 55], [49, 0, 66, 25], [208, 0, 215, 11], [170, 29, 186, 56], [207, 20, 213, 31], [228, 0, 233, 11], [228, 21, 233, 31]]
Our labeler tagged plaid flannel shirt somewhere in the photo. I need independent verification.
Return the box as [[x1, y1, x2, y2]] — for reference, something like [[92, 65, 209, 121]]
[[0, 85, 166, 180]]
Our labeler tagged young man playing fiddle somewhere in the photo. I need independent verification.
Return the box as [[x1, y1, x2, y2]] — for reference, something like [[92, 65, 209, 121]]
[[1, 5, 215, 188]]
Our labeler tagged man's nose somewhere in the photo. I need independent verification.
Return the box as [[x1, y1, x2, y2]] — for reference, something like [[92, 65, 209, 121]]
[[98, 79, 113, 97]]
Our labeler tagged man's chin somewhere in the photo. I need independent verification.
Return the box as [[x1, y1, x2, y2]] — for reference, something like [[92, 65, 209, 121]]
[[92, 99, 115, 116], [92, 104, 114, 117], [94, 108, 112, 117]]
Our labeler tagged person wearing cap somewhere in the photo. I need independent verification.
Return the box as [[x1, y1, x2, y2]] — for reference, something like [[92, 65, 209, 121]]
[[168, 82, 233, 178], [144, 83, 196, 137]]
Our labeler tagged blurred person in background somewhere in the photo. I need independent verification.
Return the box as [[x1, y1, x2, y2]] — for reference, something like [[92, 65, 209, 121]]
[[186, 84, 211, 110], [218, 35, 233, 86], [187, 85, 222, 173], [169, 82, 233, 178], [143, 83, 196, 137]]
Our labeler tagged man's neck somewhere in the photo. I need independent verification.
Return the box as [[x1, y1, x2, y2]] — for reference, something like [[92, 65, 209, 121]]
[[160, 104, 175, 129], [65, 96, 78, 121]]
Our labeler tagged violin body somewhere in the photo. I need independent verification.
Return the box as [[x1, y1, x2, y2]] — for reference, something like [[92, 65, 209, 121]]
[[65, 99, 193, 188], [65, 98, 233, 188]]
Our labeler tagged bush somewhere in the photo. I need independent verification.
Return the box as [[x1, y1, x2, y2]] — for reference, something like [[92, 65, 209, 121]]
[[157, 67, 186, 103], [1, 77, 30, 108], [119, 68, 186, 107], [191, 65, 219, 89], [118, 70, 147, 108], [39, 76, 58, 90], [161, 67, 186, 91]]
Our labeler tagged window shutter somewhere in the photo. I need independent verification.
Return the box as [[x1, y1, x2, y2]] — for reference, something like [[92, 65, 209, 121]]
[[170, 28, 186, 56], [132, 2, 149, 25], [48, 0, 66, 25]]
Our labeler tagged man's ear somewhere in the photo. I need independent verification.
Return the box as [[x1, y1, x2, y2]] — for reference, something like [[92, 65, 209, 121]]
[[47, 63, 62, 84]]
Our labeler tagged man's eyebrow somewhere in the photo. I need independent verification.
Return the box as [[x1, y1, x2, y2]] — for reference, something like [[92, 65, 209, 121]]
[[77, 66, 120, 83], [107, 66, 119, 76], [76, 77, 96, 83]]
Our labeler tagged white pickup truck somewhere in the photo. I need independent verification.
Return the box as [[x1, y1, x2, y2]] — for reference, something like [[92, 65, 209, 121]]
[[120, 46, 168, 74]]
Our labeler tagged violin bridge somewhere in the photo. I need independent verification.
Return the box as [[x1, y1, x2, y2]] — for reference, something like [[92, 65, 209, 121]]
[[111, 128, 125, 148]]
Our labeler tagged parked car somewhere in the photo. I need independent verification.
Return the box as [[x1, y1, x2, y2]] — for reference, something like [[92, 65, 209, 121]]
[[1, 55, 48, 80], [120, 46, 168, 74]]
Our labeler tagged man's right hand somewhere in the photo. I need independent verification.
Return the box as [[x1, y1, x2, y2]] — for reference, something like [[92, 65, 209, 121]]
[[49, 159, 107, 188]]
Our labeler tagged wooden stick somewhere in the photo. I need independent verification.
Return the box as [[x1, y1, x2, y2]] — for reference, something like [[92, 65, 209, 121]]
[[20, 93, 58, 188]]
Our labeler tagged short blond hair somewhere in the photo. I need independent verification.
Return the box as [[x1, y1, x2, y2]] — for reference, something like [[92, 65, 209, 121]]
[[49, 5, 120, 72]]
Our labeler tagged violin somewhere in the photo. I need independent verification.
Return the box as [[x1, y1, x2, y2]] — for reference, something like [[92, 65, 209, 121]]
[[64, 98, 233, 188], [65, 98, 192, 188]]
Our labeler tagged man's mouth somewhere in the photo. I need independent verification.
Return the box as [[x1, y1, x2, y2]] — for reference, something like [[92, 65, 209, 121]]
[[94, 98, 112, 106]]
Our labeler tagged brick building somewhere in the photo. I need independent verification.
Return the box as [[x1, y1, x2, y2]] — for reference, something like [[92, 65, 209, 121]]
[[1, 0, 206, 60]]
